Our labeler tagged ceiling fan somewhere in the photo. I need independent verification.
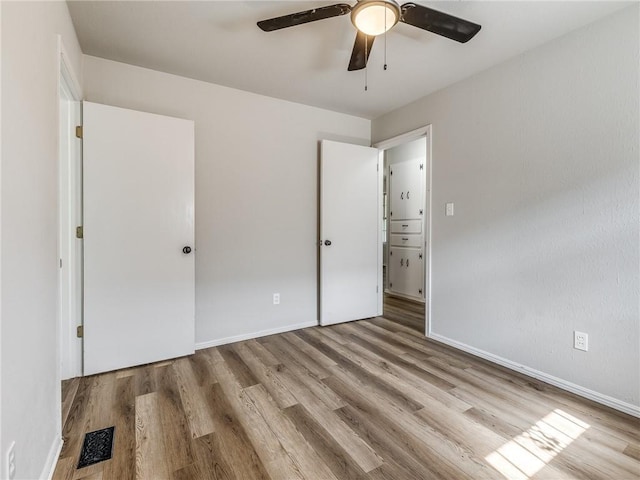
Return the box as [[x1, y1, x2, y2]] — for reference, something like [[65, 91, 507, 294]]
[[257, 0, 481, 71]]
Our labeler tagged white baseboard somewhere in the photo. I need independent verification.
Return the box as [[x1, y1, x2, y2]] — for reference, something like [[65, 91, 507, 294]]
[[195, 320, 318, 350], [42, 435, 63, 480], [429, 333, 640, 418]]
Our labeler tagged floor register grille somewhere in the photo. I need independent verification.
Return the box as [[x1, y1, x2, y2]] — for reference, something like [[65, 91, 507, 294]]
[[77, 426, 115, 469]]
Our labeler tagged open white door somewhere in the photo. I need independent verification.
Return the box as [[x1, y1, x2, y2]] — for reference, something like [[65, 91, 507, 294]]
[[320, 140, 380, 326], [83, 102, 195, 375]]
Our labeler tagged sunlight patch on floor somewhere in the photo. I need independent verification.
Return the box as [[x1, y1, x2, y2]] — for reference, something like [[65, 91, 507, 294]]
[[486, 409, 590, 479]]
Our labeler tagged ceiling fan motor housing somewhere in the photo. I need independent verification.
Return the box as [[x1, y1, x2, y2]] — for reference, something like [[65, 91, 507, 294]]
[[351, 0, 401, 36]]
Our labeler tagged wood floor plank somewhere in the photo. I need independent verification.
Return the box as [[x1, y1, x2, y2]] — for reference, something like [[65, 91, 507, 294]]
[[61, 378, 81, 431], [244, 339, 280, 367], [283, 404, 369, 480], [134, 365, 157, 397], [273, 365, 383, 473], [135, 392, 170, 480], [208, 347, 306, 480], [297, 329, 425, 412], [197, 383, 270, 480], [331, 388, 461, 480], [190, 433, 235, 480], [260, 338, 346, 410], [624, 443, 640, 461], [245, 384, 340, 480], [155, 366, 195, 473], [233, 341, 298, 409], [324, 373, 497, 480], [102, 376, 136, 480], [51, 456, 75, 480], [217, 345, 260, 388], [172, 357, 217, 439], [382, 293, 425, 333], [280, 331, 338, 370], [75, 472, 103, 480], [59, 376, 92, 460], [341, 334, 471, 413], [336, 404, 444, 480], [264, 335, 331, 380]]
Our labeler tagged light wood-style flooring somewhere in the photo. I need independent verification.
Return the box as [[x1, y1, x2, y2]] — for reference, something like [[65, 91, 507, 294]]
[[383, 293, 425, 334], [54, 317, 640, 480]]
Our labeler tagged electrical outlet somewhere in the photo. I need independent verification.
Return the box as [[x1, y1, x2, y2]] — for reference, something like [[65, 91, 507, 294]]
[[574, 331, 588, 351], [273, 293, 280, 305], [6, 441, 16, 480]]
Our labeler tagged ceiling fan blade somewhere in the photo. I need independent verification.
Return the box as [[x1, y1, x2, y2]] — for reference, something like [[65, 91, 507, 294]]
[[400, 3, 481, 43], [348, 31, 375, 71], [258, 4, 351, 32]]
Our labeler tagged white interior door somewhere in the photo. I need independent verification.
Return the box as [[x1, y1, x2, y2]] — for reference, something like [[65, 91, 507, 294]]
[[320, 140, 380, 326], [83, 102, 195, 375]]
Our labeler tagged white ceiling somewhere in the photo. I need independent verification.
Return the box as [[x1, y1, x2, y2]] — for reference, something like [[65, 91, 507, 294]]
[[67, 1, 632, 119]]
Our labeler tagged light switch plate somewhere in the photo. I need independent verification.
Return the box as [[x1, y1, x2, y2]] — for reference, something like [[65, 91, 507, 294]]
[[445, 203, 455, 216]]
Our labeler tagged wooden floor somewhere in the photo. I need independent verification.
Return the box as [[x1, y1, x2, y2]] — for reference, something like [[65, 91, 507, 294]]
[[54, 317, 640, 480], [383, 293, 425, 334]]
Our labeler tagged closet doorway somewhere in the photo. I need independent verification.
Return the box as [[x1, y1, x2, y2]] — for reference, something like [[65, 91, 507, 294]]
[[375, 127, 431, 335]]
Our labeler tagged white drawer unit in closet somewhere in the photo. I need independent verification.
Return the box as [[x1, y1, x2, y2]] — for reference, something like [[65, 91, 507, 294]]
[[390, 234, 423, 248], [390, 219, 422, 234]]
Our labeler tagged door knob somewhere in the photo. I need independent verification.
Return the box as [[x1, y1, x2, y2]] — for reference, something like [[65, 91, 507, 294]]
[[324, 240, 332, 246], [182, 246, 192, 254]]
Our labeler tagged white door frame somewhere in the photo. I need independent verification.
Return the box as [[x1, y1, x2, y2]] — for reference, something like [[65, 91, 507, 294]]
[[373, 125, 432, 336], [57, 36, 83, 383]]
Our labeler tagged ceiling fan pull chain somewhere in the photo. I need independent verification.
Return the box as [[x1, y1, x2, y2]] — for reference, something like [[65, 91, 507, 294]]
[[364, 35, 368, 91], [384, 8, 388, 70]]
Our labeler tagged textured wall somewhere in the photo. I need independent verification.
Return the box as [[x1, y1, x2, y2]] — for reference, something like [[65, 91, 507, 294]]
[[373, 6, 639, 409]]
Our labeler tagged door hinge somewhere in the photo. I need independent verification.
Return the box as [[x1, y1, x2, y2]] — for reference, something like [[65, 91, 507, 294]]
[[419, 288, 423, 295], [76, 226, 83, 239], [75, 126, 83, 139], [420, 163, 423, 170], [376, 285, 379, 293], [390, 169, 393, 175], [76, 325, 84, 338], [419, 253, 423, 259]]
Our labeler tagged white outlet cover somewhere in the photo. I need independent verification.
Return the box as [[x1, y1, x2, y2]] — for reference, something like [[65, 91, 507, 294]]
[[574, 331, 588, 351]]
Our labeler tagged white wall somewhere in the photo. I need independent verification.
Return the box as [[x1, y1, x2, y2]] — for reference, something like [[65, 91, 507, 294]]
[[372, 6, 640, 413], [385, 137, 426, 168], [82, 56, 371, 347], [1, 1, 83, 478]]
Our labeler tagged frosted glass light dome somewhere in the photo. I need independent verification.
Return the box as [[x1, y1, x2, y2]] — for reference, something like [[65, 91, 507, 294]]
[[351, 0, 400, 36]]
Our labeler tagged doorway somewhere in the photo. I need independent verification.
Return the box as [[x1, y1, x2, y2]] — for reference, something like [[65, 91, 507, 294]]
[[375, 127, 431, 335]]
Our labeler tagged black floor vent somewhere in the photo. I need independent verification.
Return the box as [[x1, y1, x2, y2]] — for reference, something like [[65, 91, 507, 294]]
[[77, 426, 115, 468]]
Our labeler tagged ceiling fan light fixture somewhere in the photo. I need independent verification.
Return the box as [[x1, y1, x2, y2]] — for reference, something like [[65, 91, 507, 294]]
[[351, 0, 400, 36]]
